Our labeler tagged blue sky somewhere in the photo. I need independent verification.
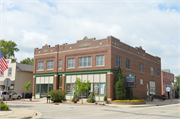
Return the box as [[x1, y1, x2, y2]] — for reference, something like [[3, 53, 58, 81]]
[[0, 0, 180, 76]]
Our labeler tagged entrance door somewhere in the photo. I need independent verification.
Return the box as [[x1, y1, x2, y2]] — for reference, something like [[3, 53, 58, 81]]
[[147, 83, 149, 99]]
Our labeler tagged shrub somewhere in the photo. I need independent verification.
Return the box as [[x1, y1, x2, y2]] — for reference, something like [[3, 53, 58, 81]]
[[104, 95, 107, 101], [46, 89, 67, 102], [1, 102, 9, 111], [71, 93, 76, 102], [87, 92, 95, 103]]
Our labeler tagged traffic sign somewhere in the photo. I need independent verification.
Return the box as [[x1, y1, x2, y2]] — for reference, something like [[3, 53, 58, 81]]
[[4, 78, 11, 87], [166, 87, 171, 92]]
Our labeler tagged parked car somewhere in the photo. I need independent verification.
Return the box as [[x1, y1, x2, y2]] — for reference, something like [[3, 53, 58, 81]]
[[0, 91, 10, 101], [9, 91, 22, 100], [175, 94, 180, 98]]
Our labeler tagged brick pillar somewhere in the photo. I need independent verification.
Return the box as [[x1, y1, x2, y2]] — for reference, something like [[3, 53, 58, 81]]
[[107, 72, 116, 100], [62, 74, 65, 90], [32, 76, 36, 97], [54, 75, 58, 90]]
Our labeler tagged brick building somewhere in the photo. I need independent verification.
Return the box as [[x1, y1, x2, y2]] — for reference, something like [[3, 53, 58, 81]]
[[33, 36, 161, 101], [161, 69, 175, 98]]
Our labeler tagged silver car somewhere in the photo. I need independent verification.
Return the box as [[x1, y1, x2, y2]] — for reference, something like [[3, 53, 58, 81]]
[[9, 91, 22, 100], [0, 91, 10, 101]]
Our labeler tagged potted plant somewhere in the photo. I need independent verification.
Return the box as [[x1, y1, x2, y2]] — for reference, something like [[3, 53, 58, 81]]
[[104, 95, 107, 104]]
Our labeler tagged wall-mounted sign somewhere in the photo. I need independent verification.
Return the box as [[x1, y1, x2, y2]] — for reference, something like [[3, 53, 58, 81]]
[[125, 74, 136, 87], [43, 49, 47, 52], [79, 43, 91, 47]]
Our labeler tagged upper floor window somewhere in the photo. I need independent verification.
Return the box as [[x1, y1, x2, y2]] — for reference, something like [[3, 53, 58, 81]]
[[157, 69, 160, 76], [8, 68, 12, 76], [126, 59, 130, 69], [116, 56, 121, 67], [151, 67, 154, 75], [47, 61, 54, 70], [140, 79, 143, 85], [139, 63, 143, 72], [59, 60, 62, 69], [96, 55, 104, 66], [68, 58, 75, 68], [0, 72, 4, 77], [79, 56, 91, 67], [38, 62, 44, 70]]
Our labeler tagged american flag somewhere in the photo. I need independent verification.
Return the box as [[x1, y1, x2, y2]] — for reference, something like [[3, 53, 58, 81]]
[[0, 50, 8, 73]]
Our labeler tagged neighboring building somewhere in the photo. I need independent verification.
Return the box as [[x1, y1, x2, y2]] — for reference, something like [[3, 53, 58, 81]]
[[0, 59, 33, 94], [161, 69, 175, 98], [33, 36, 161, 101]]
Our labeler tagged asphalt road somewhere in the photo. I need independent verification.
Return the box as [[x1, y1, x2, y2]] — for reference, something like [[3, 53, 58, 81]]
[[8, 103, 180, 119]]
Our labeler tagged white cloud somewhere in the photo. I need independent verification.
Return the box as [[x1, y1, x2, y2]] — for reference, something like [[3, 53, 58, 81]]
[[0, 0, 179, 76]]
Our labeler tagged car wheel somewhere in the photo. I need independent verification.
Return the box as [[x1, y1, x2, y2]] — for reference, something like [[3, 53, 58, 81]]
[[17, 96, 21, 100]]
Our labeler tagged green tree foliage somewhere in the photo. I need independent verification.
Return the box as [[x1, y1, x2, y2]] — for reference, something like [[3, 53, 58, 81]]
[[73, 78, 91, 104], [104, 95, 107, 101], [175, 76, 180, 86], [20, 57, 34, 65], [71, 92, 76, 102], [114, 66, 126, 100], [87, 92, 95, 103], [0, 40, 19, 60], [46, 90, 67, 102], [23, 81, 31, 92]]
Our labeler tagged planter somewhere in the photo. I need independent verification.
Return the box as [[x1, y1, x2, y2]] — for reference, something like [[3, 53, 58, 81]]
[[74, 101, 77, 103], [111, 101, 146, 105]]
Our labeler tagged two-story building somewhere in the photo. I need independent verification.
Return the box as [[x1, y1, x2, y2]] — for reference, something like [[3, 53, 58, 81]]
[[33, 36, 161, 101], [0, 59, 33, 94]]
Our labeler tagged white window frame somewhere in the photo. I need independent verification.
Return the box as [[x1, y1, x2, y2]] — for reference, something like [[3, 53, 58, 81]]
[[38, 62, 44, 70], [140, 79, 143, 85], [150, 81, 156, 95], [47, 60, 54, 70], [79, 56, 92, 67], [96, 55, 104, 66], [68, 58, 75, 68]]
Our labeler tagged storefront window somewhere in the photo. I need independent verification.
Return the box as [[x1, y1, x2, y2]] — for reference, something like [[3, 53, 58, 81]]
[[94, 84, 99, 95], [100, 84, 106, 95], [66, 84, 75, 94], [49, 84, 53, 92], [41, 84, 48, 97], [150, 81, 156, 95], [36, 84, 40, 94]]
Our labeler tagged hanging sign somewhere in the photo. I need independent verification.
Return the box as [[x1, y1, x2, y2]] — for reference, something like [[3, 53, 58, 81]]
[[125, 74, 136, 87]]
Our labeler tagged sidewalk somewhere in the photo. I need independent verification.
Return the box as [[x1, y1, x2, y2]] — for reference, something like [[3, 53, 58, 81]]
[[0, 108, 43, 119], [1, 98, 179, 118]]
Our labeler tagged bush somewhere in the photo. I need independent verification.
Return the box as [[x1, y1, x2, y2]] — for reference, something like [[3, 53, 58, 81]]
[[104, 95, 107, 101], [75, 98, 79, 101], [71, 93, 76, 102], [87, 92, 95, 103], [46, 89, 67, 102], [1, 101, 9, 110]]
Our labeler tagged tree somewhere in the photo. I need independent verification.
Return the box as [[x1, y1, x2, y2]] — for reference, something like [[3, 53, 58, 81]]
[[23, 81, 31, 92], [20, 57, 34, 65], [0, 40, 19, 61], [175, 76, 180, 86], [73, 78, 91, 104], [23, 81, 31, 100], [114, 66, 126, 100]]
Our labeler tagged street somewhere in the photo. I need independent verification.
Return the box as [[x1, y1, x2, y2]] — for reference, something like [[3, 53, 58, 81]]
[[7, 103, 180, 119]]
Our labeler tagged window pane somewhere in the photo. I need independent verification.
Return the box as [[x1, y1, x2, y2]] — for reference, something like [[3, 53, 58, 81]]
[[72, 59, 75, 67], [100, 84, 106, 95], [84, 57, 87, 66], [36, 84, 40, 94], [94, 84, 99, 95], [88, 57, 91, 66], [79, 58, 82, 67], [96, 56, 99, 66], [116, 56, 118, 66], [59, 60, 62, 69], [72, 84, 75, 94], [68, 59, 71, 68], [66, 84, 72, 94]]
